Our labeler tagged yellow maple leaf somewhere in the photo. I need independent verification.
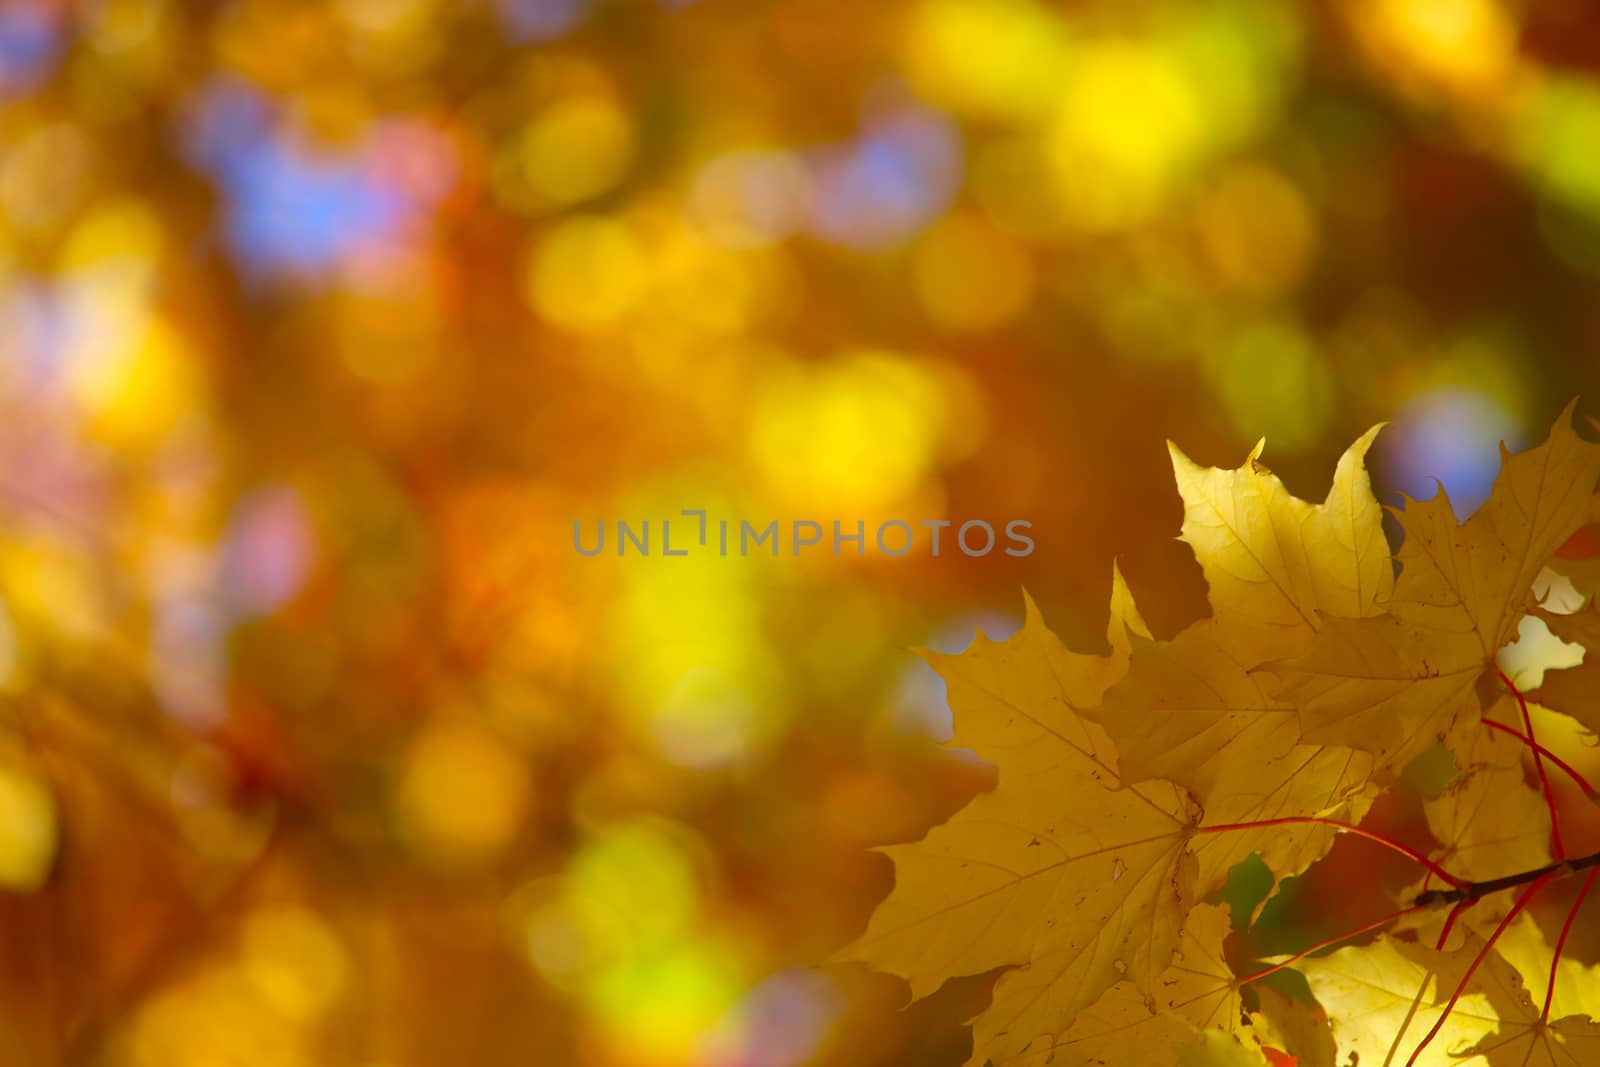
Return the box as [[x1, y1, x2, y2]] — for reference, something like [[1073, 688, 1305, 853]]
[[1420, 719, 1551, 886], [1037, 904, 1262, 1067], [1272, 402, 1600, 773], [1303, 914, 1600, 1067], [1299, 933, 1500, 1067], [845, 402, 1600, 1067], [839, 571, 1203, 1067], [1169, 425, 1392, 662], [1093, 616, 1375, 889], [1456, 926, 1600, 1067], [1090, 430, 1389, 886]]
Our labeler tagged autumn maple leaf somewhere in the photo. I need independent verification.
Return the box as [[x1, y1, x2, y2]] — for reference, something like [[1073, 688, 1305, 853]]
[[1271, 400, 1600, 777], [842, 401, 1600, 1067]]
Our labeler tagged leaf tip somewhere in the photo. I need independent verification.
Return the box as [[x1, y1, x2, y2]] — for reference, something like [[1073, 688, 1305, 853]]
[[1167, 439, 1202, 479], [1019, 586, 1044, 630]]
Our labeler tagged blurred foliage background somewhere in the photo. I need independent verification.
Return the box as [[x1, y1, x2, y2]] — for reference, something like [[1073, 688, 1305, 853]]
[[2, 0, 1600, 1064]]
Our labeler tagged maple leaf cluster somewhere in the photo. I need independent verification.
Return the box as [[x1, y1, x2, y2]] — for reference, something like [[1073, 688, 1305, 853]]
[[842, 402, 1600, 1066]]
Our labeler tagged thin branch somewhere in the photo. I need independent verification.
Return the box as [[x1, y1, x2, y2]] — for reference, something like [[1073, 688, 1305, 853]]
[[1085, 826, 1598, 1060], [1414, 847, 1600, 907], [1197, 816, 1469, 889], [1405, 871, 1557, 1067], [1542, 866, 1599, 1023], [1481, 718, 1597, 796], [1497, 667, 1566, 859]]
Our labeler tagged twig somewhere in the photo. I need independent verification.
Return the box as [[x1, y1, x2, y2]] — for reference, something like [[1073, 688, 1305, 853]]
[[1413, 848, 1600, 907]]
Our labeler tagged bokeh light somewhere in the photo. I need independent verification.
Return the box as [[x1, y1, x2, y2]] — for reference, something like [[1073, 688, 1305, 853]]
[[2, 0, 1599, 1064]]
